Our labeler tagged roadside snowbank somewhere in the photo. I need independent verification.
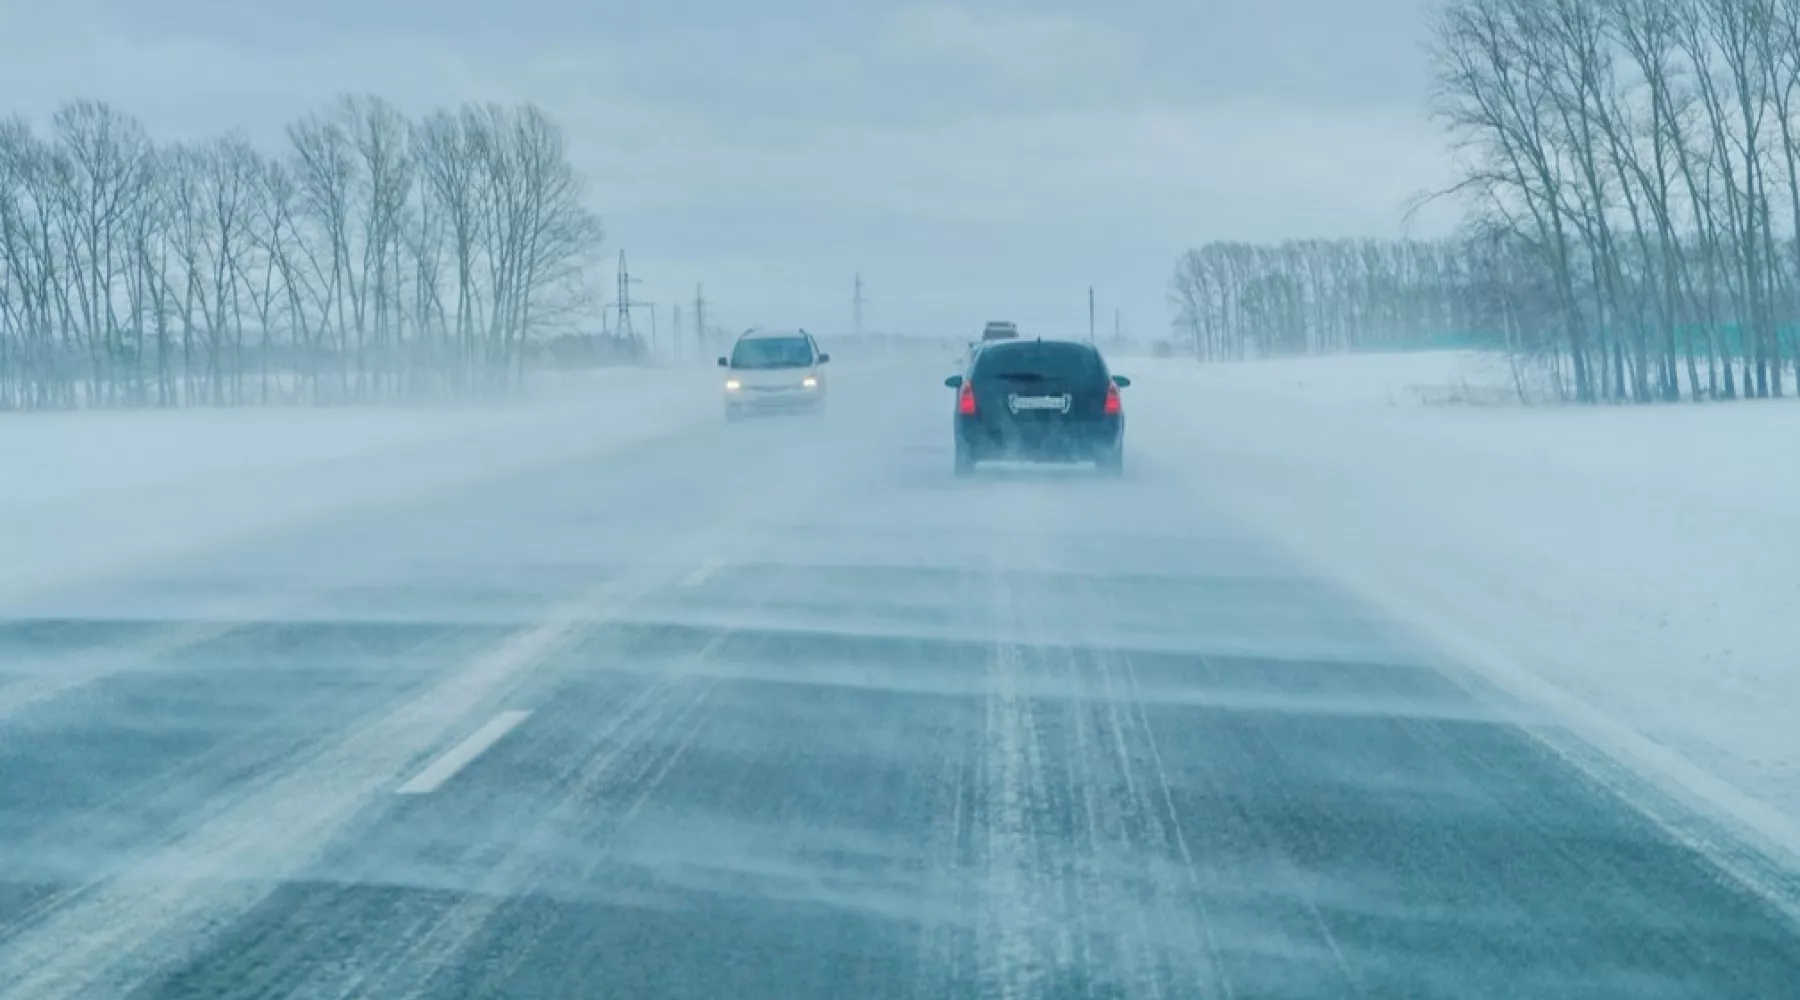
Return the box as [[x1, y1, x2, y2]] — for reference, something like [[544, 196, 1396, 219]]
[[0, 367, 719, 605], [1147, 348, 1537, 408], [1136, 351, 1800, 865]]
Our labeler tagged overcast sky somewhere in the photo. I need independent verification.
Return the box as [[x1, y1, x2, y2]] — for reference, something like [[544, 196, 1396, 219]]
[[0, 0, 1456, 343]]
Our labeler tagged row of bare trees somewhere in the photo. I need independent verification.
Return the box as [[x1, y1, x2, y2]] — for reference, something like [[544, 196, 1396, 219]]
[[0, 97, 605, 411], [1427, 0, 1800, 403], [1168, 239, 1495, 362], [1171, 0, 1800, 404]]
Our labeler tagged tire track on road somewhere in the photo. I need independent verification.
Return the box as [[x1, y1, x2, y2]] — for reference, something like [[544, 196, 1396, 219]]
[[207, 556, 826, 998], [908, 683, 975, 1000], [0, 564, 679, 1000], [1080, 561, 1358, 998], [1069, 585, 1188, 999], [363, 676, 718, 1000], [959, 479, 1241, 998], [383, 563, 809, 1000], [3, 401, 862, 1000], [974, 599, 1053, 1000], [0, 624, 485, 916], [0, 613, 303, 724]]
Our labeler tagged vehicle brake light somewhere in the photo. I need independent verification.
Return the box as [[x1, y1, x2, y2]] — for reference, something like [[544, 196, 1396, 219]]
[[958, 382, 977, 415], [1103, 383, 1122, 415]]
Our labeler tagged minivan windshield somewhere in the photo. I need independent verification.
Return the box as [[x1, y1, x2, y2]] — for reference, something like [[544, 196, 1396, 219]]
[[730, 336, 814, 369]]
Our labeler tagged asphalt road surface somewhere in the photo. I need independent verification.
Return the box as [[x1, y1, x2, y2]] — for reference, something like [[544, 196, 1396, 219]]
[[3, 363, 1799, 999]]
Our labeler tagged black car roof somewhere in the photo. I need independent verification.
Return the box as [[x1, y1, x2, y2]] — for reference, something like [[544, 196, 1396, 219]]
[[971, 339, 1106, 375], [977, 338, 1096, 354]]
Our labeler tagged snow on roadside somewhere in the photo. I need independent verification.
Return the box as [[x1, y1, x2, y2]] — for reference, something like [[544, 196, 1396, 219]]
[[1135, 351, 1800, 865], [0, 367, 719, 606], [1146, 348, 1542, 408]]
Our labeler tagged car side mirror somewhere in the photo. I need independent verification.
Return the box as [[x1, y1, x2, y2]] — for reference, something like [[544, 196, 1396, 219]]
[[716, 357, 728, 368], [1111, 375, 1132, 388], [817, 353, 830, 364], [944, 375, 964, 389]]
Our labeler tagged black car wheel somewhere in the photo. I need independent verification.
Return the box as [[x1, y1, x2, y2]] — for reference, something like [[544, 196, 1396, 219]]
[[953, 441, 976, 477], [1096, 444, 1124, 475]]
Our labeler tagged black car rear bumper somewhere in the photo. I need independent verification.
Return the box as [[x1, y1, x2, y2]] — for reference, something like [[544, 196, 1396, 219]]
[[955, 415, 1122, 461]]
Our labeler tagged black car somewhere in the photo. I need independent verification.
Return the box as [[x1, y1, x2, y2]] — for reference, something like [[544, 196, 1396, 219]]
[[944, 338, 1130, 475]]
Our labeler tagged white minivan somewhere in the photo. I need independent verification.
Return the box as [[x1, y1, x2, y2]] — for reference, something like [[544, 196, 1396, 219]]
[[718, 328, 829, 420]]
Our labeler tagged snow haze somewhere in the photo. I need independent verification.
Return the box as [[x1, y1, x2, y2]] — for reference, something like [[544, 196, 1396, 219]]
[[8, 1, 1800, 994], [6, 348, 1800, 995]]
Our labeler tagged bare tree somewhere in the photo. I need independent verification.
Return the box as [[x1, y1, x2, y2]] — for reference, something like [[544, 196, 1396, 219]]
[[1169, 239, 1483, 362], [1196, 0, 1800, 405], [48, 100, 152, 405], [0, 95, 614, 412]]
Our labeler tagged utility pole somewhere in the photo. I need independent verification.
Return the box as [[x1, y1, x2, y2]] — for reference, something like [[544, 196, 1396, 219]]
[[853, 273, 866, 339], [672, 305, 683, 362], [1088, 287, 1096, 344], [616, 250, 636, 338], [694, 284, 709, 358], [1114, 308, 1122, 348]]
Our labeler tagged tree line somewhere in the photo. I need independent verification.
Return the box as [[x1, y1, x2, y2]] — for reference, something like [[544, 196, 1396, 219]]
[[1172, 0, 1800, 404], [0, 96, 606, 411], [1168, 239, 1495, 362]]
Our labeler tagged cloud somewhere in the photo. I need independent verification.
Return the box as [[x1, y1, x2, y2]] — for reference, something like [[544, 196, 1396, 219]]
[[0, 0, 1457, 336], [0, 28, 496, 144], [881, 5, 1140, 95]]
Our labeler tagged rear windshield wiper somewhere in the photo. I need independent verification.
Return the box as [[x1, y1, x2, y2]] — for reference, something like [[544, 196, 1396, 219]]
[[992, 371, 1048, 381]]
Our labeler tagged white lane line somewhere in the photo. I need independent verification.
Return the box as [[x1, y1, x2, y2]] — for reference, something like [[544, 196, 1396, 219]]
[[679, 558, 724, 588], [395, 709, 534, 795]]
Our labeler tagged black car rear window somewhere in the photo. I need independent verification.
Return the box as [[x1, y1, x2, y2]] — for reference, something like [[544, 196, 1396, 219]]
[[972, 342, 1102, 380]]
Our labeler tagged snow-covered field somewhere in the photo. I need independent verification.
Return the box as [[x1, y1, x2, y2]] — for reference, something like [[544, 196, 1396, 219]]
[[1139, 350, 1800, 866], [0, 367, 720, 605]]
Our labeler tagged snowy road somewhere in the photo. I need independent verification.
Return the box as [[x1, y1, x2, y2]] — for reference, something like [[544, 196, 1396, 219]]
[[2, 363, 1798, 998]]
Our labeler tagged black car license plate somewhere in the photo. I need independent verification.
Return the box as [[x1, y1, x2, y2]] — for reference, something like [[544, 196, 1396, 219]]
[[1010, 394, 1069, 412]]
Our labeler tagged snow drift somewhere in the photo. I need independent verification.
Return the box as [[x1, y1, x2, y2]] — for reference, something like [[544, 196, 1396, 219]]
[[0, 367, 719, 606], [1134, 351, 1800, 868]]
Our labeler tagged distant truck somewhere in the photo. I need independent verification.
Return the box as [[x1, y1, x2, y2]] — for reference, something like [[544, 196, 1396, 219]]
[[963, 321, 1021, 363], [981, 320, 1020, 342]]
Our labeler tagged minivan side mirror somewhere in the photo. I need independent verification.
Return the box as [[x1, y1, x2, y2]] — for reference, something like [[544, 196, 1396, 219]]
[[1111, 375, 1132, 388], [944, 375, 964, 389], [717, 357, 729, 368], [817, 353, 830, 364]]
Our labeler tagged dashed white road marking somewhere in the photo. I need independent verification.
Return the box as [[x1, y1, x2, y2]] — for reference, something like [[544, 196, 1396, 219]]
[[679, 559, 724, 588], [395, 710, 534, 796]]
